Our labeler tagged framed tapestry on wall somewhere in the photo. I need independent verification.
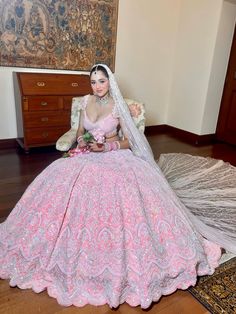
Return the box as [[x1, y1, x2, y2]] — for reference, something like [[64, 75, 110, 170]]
[[0, 0, 118, 71]]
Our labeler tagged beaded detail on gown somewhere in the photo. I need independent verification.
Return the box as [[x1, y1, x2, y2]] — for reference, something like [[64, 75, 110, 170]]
[[0, 97, 221, 309]]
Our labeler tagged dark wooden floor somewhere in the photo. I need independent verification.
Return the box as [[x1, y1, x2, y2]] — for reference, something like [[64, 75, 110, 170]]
[[0, 132, 235, 314]]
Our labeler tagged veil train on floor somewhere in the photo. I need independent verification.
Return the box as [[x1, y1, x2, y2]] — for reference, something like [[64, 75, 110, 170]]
[[158, 153, 236, 256]]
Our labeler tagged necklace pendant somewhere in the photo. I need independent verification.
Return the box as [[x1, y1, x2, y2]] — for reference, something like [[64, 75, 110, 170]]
[[96, 93, 110, 106]]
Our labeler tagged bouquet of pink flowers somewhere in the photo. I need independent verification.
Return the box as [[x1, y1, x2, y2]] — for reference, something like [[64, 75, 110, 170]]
[[63, 129, 105, 157], [89, 129, 105, 147]]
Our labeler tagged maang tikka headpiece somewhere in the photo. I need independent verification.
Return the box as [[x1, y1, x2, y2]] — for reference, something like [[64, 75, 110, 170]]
[[94, 65, 98, 75]]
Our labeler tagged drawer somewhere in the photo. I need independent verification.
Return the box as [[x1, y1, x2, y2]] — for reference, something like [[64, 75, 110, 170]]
[[16, 73, 92, 95], [26, 96, 61, 111], [25, 127, 69, 145], [24, 111, 70, 128], [63, 96, 74, 110]]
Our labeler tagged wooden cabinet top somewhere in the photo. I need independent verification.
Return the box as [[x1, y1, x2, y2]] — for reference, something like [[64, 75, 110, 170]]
[[13, 72, 92, 96]]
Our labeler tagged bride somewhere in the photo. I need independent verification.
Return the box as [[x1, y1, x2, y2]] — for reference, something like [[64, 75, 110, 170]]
[[0, 64, 235, 309]]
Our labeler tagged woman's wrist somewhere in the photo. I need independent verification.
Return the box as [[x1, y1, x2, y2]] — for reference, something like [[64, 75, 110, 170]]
[[103, 141, 120, 152]]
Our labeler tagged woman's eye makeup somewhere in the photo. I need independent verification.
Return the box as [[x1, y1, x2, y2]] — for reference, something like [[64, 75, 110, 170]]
[[91, 79, 107, 84]]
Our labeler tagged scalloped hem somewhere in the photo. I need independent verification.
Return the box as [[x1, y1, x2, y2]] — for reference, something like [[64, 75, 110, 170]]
[[3, 274, 202, 309]]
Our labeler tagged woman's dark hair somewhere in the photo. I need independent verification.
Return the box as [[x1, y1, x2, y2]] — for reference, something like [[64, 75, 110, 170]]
[[90, 65, 109, 78]]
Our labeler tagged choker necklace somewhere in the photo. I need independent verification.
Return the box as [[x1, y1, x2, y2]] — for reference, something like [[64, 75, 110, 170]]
[[95, 93, 110, 106]]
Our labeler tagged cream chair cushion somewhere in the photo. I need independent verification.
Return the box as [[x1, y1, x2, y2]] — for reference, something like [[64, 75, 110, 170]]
[[56, 97, 145, 151]]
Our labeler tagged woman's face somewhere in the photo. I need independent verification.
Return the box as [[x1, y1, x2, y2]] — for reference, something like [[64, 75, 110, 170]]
[[90, 70, 109, 98]]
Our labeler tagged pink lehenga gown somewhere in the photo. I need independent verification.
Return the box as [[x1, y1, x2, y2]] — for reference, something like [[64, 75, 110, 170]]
[[0, 97, 221, 309]]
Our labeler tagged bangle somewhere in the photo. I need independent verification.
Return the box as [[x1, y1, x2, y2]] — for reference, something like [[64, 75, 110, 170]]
[[77, 136, 83, 143], [115, 141, 121, 150], [103, 141, 120, 152]]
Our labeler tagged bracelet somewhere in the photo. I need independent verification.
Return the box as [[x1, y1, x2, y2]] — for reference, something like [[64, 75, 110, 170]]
[[116, 141, 121, 150], [77, 136, 83, 143], [103, 141, 120, 152]]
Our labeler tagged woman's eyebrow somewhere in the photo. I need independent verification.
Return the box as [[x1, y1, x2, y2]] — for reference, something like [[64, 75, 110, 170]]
[[90, 78, 107, 83]]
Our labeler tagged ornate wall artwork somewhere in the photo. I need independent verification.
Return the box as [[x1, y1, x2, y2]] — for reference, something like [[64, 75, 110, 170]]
[[0, 0, 118, 71]]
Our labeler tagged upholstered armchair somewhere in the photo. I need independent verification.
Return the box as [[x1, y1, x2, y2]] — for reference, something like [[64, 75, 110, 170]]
[[56, 97, 145, 151]]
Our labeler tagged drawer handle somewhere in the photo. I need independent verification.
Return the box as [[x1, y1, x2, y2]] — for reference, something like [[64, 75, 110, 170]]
[[40, 101, 48, 106], [42, 132, 49, 138], [71, 82, 78, 87], [41, 117, 49, 122], [37, 82, 46, 87]]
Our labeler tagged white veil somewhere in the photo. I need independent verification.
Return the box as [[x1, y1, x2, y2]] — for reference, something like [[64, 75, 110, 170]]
[[92, 64, 236, 255]]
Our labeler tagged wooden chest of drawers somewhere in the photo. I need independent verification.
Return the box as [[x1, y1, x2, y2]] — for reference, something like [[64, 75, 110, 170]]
[[13, 72, 92, 152]]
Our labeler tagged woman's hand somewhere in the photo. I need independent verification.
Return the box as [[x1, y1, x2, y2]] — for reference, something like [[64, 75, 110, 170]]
[[77, 137, 86, 148], [88, 141, 104, 152]]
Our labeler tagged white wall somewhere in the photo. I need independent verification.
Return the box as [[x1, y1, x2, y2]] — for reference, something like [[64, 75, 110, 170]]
[[0, 0, 236, 139], [0, 68, 18, 139], [115, 0, 181, 126], [201, 0, 236, 134], [167, 0, 236, 135], [167, 0, 223, 134]]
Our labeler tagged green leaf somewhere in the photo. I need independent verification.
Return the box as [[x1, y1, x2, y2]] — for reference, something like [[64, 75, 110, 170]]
[[83, 132, 94, 142]]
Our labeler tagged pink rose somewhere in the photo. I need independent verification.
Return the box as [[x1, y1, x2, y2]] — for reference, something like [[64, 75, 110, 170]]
[[90, 129, 105, 144]]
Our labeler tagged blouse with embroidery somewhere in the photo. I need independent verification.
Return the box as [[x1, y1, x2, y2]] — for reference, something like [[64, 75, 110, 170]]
[[81, 95, 119, 138]]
